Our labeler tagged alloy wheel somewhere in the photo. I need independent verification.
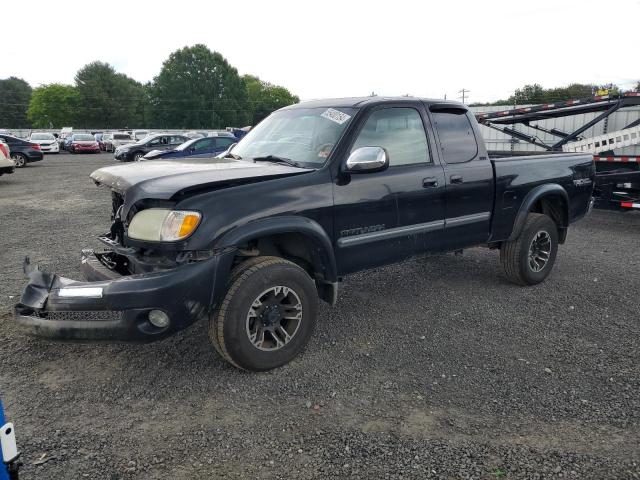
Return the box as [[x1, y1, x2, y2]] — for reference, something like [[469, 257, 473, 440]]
[[528, 230, 551, 272], [245, 286, 303, 351]]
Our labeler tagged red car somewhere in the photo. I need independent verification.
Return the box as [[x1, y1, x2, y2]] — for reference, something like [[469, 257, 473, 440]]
[[69, 134, 100, 154]]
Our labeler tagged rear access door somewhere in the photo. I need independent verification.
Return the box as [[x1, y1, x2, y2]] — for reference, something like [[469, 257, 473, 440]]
[[427, 104, 494, 249]]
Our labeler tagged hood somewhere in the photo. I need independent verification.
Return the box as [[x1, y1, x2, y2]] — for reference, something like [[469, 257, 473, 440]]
[[90, 158, 313, 212], [32, 139, 56, 145], [74, 140, 98, 145]]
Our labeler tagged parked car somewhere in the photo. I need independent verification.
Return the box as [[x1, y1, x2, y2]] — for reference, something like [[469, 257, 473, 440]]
[[14, 97, 595, 371], [0, 134, 43, 167], [58, 127, 73, 150], [29, 132, 59, 153], [131, 130, 151, 142], [68, 134, 100, 154], [143, 133, 236, 160], [0, 139, 15, 176], [103, 132, 134, 152], [114, 133, 188, 162], [98, 133, 111, 151]]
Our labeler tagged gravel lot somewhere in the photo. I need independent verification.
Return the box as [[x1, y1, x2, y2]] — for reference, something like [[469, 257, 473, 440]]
[[1, 153, 639, 479]]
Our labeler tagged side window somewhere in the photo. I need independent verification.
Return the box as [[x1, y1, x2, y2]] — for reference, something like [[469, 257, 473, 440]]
[[215, 137, 235, 149], [351, 108, 430, 166], [193, 138, 215, 151], [170, 136, 186, 145], [432, 111, 478, 164]]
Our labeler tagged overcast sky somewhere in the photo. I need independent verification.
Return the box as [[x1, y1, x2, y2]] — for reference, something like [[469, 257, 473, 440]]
[[4, 0, 638, 103]]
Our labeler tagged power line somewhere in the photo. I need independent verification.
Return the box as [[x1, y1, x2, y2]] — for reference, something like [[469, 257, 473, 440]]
[[458, 88, 469, 104]]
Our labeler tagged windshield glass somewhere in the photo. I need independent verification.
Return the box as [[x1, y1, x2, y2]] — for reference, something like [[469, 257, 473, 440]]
[[232, 107, 355, 167], [31, 133, 54, 140], [74, 134, 94, 141], [114, 134, 131, 140]]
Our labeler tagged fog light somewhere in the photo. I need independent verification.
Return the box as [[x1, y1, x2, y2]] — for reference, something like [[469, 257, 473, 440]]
[[148, 310, 170, 328]]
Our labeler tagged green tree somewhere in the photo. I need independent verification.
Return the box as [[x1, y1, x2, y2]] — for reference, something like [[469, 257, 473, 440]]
[[74, 61, 145, 128], [27, 84, 80, 128], [0, 77, 32, 128], [148, 44, 248, 128], [243, 75, 299, 125]]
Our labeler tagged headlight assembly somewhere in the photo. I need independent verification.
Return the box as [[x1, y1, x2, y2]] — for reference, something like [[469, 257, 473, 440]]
[[127, 209, 201, 241]]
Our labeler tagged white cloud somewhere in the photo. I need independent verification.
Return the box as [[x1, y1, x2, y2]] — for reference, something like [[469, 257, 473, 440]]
[[3, 0, 638, 103]]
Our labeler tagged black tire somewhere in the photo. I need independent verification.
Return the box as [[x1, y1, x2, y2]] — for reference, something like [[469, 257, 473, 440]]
[[132, 152, 144, 162], [209, 256, 318, 371], [11, 154, 27, 168], [500, 213, 558, 286]]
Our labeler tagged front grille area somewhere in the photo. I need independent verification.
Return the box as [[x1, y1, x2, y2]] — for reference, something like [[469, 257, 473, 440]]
[[46, 311, 123, 322]]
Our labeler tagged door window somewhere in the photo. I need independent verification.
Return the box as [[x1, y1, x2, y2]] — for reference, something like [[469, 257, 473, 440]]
[[170, 136, 186, 145], [351, 108, 430, 166], [215, 137, 236, 149], [193, 138, 216, 151], [432, 111, 478, 163]]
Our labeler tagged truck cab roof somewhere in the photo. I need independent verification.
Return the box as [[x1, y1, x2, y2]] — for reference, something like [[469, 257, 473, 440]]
[[284, 96, 468, 111]]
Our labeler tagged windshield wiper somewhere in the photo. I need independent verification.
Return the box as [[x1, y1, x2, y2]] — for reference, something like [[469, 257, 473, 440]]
[[252, 155, 303, 168]]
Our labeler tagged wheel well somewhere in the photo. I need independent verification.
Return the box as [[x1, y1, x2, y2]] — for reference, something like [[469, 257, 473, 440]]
[[530, 195, 568, 243], [231, 232, 337, 304]]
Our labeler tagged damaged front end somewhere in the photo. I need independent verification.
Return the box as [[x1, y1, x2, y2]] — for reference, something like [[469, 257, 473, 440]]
[[14, 247, 229, 342]]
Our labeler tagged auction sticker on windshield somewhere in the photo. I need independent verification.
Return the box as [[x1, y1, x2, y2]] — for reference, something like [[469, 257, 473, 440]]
[[321, 108, 351, 125]]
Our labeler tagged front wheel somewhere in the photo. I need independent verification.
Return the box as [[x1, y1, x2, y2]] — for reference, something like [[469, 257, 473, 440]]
[[209, 256, 318, 371], [133, 152, 144, 162], [500, 213, 559, 286]]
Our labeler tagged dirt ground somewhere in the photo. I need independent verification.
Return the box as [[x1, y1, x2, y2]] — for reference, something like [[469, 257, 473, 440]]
[[0, 153, 639, 479]]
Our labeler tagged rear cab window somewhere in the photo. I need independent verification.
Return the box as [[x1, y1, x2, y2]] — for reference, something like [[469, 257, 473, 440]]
[[431, 109, 478, 164]]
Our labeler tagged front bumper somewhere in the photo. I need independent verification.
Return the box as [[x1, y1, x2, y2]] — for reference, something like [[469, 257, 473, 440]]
[[14, 249, 229, 342]]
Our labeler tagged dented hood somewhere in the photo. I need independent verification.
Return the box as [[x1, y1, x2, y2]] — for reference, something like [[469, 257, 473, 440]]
[[91, 157, 312, 196]]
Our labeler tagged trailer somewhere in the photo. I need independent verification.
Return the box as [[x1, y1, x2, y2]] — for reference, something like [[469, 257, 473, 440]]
[[475, 92, 640, 211]]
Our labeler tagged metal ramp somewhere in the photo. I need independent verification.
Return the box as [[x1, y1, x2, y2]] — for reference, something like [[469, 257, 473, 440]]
[[562, 125, 640, 153]]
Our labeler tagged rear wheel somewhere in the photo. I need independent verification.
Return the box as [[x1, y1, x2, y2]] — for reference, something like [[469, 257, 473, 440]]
[[500, 213, 558, 286], [209, 256, 318, 371], [11, 154, 27, 168]]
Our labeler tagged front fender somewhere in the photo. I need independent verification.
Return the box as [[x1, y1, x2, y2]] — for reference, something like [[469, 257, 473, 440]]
[[508, 184, 569, 242], [215, 215, 338, 284]]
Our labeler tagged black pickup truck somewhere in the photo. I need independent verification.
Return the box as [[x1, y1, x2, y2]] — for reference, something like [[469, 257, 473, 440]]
[[15, 97, 595, 371]]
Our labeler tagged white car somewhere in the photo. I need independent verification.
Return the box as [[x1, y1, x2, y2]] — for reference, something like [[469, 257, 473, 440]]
[[0, 139, 16, 176], [29, 132, 59, 153]]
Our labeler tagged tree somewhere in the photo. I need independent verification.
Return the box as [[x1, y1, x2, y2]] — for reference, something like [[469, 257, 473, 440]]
[[74, 61, 145, 128], [148, 44, 249, 128], [243, 75, 299, 125], [0, 77, 32, 128], [27, 84, 80, 128]]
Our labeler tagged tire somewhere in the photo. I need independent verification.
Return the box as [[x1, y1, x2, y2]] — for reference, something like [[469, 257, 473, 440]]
[[500, 213, 558, 286], [133, 152, 144, 162], [11, 154, 27, 168], [209, 256, 318, 371]]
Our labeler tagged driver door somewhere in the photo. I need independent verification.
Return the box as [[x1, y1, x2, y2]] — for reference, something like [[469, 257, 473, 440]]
[[333, 105, 446, 274]]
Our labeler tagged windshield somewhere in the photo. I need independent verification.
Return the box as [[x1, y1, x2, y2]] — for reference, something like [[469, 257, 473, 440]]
[[232, 107, 355, 167], [31, 133, 54, 140], [114, 134, 131, 140], [74, 134, 94, 141]]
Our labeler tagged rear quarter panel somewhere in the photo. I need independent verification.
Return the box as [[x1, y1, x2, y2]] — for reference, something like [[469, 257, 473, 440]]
[[490, 153, 594, 241]]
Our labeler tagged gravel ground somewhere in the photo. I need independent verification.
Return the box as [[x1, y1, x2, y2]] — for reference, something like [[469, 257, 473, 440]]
[[0, 153, 639, 479]]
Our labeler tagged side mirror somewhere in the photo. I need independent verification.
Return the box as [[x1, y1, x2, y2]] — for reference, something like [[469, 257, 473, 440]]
[[344, 146, 389, 173]]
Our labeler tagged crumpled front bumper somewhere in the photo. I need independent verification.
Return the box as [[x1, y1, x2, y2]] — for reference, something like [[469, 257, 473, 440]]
[[14, 250, 226, 342]]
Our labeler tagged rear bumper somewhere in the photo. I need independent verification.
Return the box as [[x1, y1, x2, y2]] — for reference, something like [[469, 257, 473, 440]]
[[0, 165, 15, 175], [14, 249, 230, 342]]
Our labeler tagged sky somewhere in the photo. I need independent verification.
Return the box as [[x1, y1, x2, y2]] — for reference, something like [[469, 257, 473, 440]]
[[3, 0, 639, 103]]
